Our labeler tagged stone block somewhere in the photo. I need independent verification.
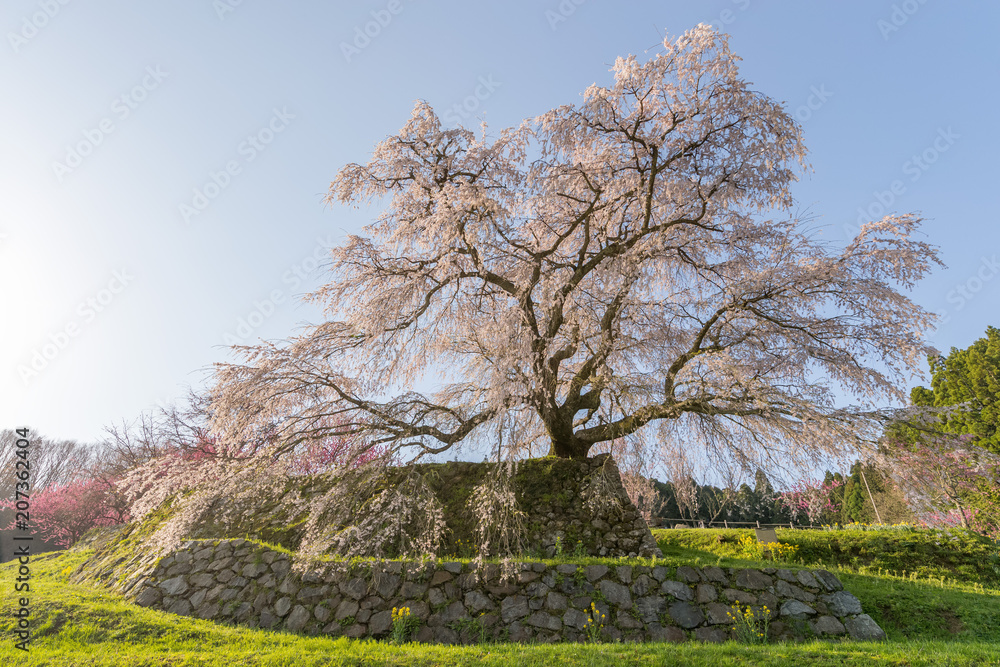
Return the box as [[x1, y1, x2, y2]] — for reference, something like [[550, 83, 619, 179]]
[[723, 588, 757, 605], [526, 611, 562, 631], [189, 589, 207, 609], [196, 602, 220, 620], [668, 602, 705, 629], [545, 592, 567, 611], [341, 577, 368, 601], [701, 566, 729, 585], [704, 602, 734, 625], [776, 579, 815, 603], [429, 571, 452, 586], [298, 586, 326, 604], [428, 587, 448, 606], [813, 570, 844, 592], [242, 562, 269, 578], [274, 597, 293, 617], [598, 579, 632, 608], [369, 609, 393, 635], [631, 574, 654, 596], [314, 605, 331, 623], [259, 610, 278, 629], [758, 592, 779, 618], [794, 570, 820, 590], [403, 601, 429, 620], [167, 598, 192, 616], [335, 599, 359, 621], [694, 626, 728, 643], [465, 590, 495, 613], [844, 614, 887, 641], [695, 583, 718, 603], [343, 624, 366, 639], [616, 610, 644, 629], [525, 581, 551, 599], [185, 573, 210, 589], [812, 615, 847, 636], [658, 579, 692, 601], [563, 607, 588, 630], [161, 575, 190, 596], [780, 599, 817, 620], [823, 591, 862, 616], [518, 571, 540, 584], [285, 605, 311, 631], [735, 569, 773, 590], [134, 587, 162, 607], [502, 595, 530, 623], [376, 574, 401, 598]]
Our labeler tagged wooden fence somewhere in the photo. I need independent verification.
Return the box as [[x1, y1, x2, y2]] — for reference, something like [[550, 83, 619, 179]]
[[649, 517, 828, 530]]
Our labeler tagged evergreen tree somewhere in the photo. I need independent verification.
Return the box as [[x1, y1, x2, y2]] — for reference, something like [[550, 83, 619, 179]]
[[909, 326, 1000, 455]]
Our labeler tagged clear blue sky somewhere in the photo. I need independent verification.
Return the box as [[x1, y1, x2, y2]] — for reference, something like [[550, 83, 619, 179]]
[[3, 1, 998, 445]]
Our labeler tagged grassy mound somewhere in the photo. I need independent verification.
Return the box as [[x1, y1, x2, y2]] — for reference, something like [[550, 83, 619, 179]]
[[123, 456, 639, 560]]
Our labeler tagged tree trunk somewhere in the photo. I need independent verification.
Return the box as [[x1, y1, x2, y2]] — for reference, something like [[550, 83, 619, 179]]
[[547, 433, 591, 459], [543, 408, 591, 458], [955, 499, 970, 529]]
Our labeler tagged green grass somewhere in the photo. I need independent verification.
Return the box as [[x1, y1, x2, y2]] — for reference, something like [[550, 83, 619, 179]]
[[652, 527, 1000, 587], [1, 528, 998, 665]]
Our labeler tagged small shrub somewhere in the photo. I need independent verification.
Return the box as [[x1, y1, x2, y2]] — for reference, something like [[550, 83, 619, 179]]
[[727, 603, 770, 644], [737, 534, 798, 562], [450, 613, 489, 644], [583, 602, 606, 643], [390, 606, 418, 643]]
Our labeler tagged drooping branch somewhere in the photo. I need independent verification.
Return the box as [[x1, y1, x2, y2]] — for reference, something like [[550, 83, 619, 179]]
[[208, 24, 940, 473]]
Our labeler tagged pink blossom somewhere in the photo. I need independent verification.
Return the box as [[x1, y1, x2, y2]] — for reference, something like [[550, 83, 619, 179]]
[[2, 478, 129, 548]]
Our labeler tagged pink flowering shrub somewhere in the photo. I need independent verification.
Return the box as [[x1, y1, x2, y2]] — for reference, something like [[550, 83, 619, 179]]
[[2, 477, 129, 548], [778, 478, 843, 524], [918, 508, 977, 530]]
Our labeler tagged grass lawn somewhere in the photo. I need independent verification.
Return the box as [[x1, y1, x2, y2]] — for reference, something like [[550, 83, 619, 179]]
[[0, 527, 998, 666]]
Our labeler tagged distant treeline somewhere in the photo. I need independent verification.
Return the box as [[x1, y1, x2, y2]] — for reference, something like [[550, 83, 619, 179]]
[[645, 464, 912, 526]]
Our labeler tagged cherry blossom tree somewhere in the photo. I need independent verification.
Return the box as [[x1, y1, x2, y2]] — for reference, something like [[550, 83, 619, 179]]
[[210, 25, 940, 479], [883, 435, 1000, 531]]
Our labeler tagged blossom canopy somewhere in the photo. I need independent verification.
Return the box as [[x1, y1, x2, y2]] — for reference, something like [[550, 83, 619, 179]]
[[210, 25, 940, 471]]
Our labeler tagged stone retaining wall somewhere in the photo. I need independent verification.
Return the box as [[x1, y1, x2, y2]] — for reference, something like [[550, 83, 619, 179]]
[[122, 538, 886, 643]]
